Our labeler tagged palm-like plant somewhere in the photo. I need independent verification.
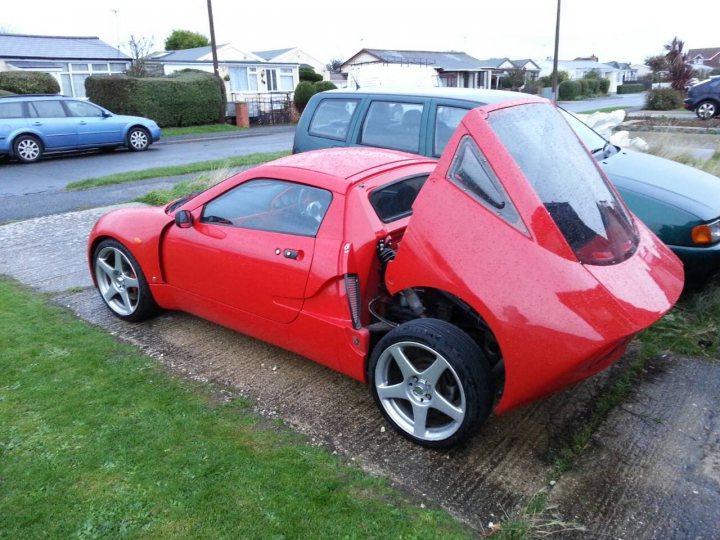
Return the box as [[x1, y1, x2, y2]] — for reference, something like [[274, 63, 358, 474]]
[[664, 37, 695, 91]]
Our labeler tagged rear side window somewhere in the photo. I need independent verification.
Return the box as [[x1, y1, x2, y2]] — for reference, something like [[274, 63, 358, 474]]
[[369, 175, 428, 223], [29, 101, 67, 118], [434, 106, 468, 156], [448, 137, 525, 234], [0, 102, 24, 119], [360, 101, 423, 153], [309, 99, 358, 141]]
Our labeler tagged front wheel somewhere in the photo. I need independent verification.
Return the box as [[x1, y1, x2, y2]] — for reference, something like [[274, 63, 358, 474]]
[[695, 100, 718, 119], [93, 239, 158, 322], [13, 134, 43, 163], [369, 318, 493, 448], [127, 127, 150, 151]]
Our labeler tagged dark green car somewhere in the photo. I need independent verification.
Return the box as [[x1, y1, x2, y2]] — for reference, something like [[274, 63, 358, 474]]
[[293, 87, 720, 281]]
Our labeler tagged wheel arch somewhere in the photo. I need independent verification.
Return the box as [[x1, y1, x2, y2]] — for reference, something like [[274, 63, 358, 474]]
[[10, 130, 46, 157]]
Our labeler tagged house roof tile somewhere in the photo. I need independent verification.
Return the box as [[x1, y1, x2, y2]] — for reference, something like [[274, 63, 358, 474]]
[[253, 48, 294, 61], [362, 49, 487, 71], [0, 33, 128, 60]]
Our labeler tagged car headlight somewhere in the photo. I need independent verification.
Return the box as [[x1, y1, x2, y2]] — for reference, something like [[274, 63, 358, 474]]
[[691, 219, 720, 245]]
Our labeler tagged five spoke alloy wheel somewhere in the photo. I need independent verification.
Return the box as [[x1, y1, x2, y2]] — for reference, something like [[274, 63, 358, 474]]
[[127, 127, 150, 151], [696, 100, 718, 120], [13, 135, 43, 163], [93, 239, 157, 322], [370, 318, 493, 448]]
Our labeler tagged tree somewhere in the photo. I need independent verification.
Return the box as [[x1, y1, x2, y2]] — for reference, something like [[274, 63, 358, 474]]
[[164, 30, 209, 51], [126, 35, 154, 77], [644, 54, 668, 83], [326, 59, 344, 73], [664, 37, 694, 91], [505, 69, 526, 91]]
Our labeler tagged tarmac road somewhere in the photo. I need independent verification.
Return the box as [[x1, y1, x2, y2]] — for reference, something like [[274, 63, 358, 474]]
[[1, 205, 718, 537]]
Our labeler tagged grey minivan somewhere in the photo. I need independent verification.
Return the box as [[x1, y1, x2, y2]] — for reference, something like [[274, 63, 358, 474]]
[[293, 87, 720, 281]]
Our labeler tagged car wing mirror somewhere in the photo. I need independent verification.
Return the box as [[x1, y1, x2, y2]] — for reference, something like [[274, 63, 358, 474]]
[[102, 111, 112, 118], [175, 210, 194, 228]]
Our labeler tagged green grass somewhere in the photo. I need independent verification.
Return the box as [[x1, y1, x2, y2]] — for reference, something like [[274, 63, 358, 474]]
[[0, 278, 472, 539], [65, 151, 289, 191], [162, 124, 246, 137], [578, 106, 627, 114], [134, 172, 223, 206]]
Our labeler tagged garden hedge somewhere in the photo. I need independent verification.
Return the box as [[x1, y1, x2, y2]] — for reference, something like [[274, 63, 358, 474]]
[[558, 80, 581, 100], [617, 83, 645, 94], [0, 71, 60, 94], [598, 78, 610, 94], [86, 70, 225, 127]]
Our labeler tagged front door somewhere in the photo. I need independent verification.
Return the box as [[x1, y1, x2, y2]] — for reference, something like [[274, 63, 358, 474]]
[[64, 100, 125, 146], [162, 178, 332, 324]]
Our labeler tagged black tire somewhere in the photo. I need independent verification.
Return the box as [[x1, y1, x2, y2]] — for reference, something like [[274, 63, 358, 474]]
[[695, 100, 718, 119], [13, 134, 43, 163], [92, 238, 158, 322], [368, 318, 493, 448], [127, 127, 150, 152]]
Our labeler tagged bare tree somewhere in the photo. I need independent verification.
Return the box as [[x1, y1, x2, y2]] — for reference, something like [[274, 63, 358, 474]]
[[664, 37, 694, 91], [125, 35, 154, 77]]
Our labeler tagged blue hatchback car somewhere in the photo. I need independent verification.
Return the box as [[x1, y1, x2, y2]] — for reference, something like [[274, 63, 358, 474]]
[[0, 94, 161, 163]]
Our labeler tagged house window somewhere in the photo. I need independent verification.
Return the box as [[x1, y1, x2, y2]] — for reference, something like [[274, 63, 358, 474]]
[[110, 63, 125, 73], [265, 68, 278, 91], [70, 63, 89, 71], [279, 68, 294, 91]]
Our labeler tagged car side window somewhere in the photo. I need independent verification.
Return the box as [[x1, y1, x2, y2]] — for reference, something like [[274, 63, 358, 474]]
[[65, 101, 104, 118], [0, 102, 25, 119], [448, 136, 526, 233], [434, 106, 469, 156], [28, 101, 67, 118], [201, 179, 333, 237], [309, 99, 358, 141], [360, 100, 423, 153]]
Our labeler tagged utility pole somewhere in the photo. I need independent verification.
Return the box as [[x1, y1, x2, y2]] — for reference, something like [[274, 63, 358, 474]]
[[206, 0, 220, 78], [551, 0, 561, 103]]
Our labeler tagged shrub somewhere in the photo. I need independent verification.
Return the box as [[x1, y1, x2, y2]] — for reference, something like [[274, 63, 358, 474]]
[[598, 78, 610, 94], [577, 79, 588, 96], [0, 71, 60, 94], [585, 78, 599, 95], [558, 80, 581, 100], [314, 80, 337, 92], [86, 70, 224, 127], [645, 88, 683, 110], [293, 81, 317, 112], [617, 83, 646, 94], [299, 67, 323, 83]]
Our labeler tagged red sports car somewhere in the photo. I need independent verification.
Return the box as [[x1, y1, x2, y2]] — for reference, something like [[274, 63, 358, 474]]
[[88, 99, 684, 448]]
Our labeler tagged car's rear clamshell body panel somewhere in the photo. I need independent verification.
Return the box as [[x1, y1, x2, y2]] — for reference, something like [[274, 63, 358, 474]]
[[387, 101, 684, 414]]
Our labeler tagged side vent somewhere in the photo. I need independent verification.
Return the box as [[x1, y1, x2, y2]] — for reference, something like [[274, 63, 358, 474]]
[[345, 274, 362, 330]]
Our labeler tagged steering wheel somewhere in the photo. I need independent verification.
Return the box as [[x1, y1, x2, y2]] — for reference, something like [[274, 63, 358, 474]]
[[298, 188, 324, 223]]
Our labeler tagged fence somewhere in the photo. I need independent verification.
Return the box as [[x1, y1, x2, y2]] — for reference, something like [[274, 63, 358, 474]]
[[231, 92, 293, 126]]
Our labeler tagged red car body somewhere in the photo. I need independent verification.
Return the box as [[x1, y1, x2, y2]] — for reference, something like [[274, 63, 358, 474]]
[[89, 99, 684, 447]]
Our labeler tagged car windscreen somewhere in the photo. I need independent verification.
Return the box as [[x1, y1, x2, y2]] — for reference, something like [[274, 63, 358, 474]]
[[487, 103, 638, 265]]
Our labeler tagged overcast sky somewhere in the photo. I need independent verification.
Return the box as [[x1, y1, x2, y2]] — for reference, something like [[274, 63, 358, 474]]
[[2, 0, 718, 65]]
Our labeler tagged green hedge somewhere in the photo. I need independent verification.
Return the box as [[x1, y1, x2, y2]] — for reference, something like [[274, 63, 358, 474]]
[[559, 80, 581, 100], [586, 78, 599, 94], [86, 70, 225, 127], [314, 80, 337, 92], [617, 83, 645, 94], [598, 78, 610, 94], [645, 88, 683, 110], [0, 71, 60, 94]]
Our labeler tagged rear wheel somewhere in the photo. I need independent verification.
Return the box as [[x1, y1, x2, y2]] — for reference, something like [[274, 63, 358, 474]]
[[13, 134, 43, 163], [369, 318, 493, 448], [127, 127, 150, 151], [695, 100, 718, 119], [93, 239, 157, 322]]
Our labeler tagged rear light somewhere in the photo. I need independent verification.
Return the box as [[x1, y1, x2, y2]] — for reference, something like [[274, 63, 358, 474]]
[[691, 220, 720, 245], [345, 274, 362, 329]]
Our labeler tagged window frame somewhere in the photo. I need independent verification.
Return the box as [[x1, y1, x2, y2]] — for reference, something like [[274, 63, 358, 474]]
[[358, 99, 425, 154], [308, 98, 359, 142]]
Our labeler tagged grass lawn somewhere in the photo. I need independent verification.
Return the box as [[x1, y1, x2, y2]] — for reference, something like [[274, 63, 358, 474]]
[[577, 106, 628, 114], [0, 278, 471, 539], [162, 124, 246, 137], [65, 151, 289, 191]]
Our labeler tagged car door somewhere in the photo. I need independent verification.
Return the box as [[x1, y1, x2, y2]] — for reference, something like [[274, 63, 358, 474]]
[[64, 100, 125, 146], [162, 178, 332, 324], [27, 100, 77, 150]]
